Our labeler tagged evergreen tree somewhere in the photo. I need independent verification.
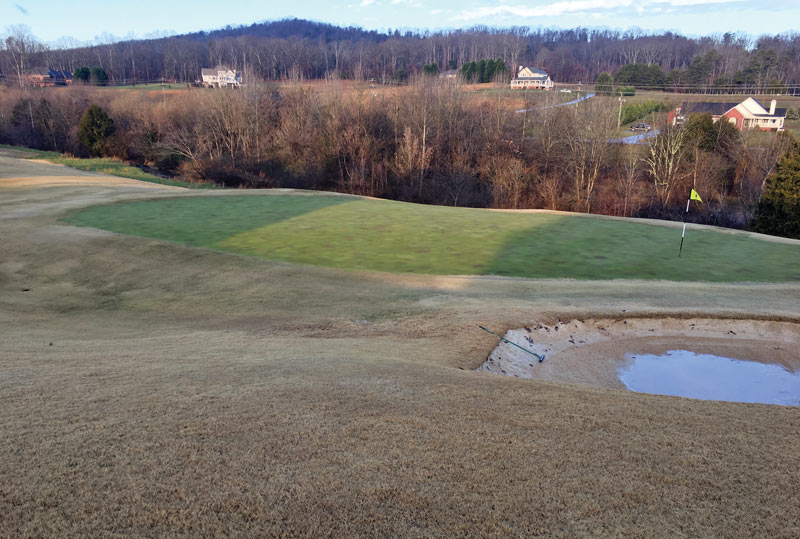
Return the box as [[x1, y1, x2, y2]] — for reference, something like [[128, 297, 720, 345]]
[[90, 67, 109, 86], [73, 66, 90, 84], [752, 138, 800, 238], [458, 62, 475, 82], [594, 72, 613, 94], [422, 63, 439, 76], [78, 104, 115, 157]]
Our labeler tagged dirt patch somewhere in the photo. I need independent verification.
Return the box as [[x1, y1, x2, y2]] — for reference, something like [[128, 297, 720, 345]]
[[478, 317, 800, 390], [0, 175, 185, 190]]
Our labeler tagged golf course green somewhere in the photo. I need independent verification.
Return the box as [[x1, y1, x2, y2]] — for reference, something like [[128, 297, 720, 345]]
[[64, 193, 800, 282]]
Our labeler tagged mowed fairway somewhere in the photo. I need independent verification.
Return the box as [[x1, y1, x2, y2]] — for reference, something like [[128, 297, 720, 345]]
[[66, 194, 800, 282]]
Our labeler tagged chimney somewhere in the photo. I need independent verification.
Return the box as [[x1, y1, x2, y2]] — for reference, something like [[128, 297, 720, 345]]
[[770, 99, 776, 115]]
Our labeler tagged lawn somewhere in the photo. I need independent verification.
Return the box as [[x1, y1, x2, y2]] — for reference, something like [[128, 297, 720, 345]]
[[64, 193, 800, 282]]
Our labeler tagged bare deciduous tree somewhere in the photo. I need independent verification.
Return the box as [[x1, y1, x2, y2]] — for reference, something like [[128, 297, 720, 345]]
[[3, 25, 41, 89], [645, 125, 688, 207], [563, 100, 615, 213]]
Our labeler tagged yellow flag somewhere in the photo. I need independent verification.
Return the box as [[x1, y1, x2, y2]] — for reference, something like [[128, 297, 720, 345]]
[[690, 188, 702, 202]]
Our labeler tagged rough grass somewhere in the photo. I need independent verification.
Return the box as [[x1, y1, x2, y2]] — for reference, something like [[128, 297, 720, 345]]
[[64, 194, 800, 282], [0, 144, 216, 189], [47, 157, 217, 189], [4, 167, 800, 537], [0, 144, 63, 159]]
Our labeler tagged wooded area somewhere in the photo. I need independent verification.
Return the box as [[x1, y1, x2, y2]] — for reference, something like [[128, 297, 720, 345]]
[[2, 19, 800, 93], [1, 78, 795, 232], [2, 20, 798, 235]]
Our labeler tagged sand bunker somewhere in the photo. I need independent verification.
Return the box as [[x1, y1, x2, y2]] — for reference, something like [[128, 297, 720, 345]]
[[477, 317, 800, 404]]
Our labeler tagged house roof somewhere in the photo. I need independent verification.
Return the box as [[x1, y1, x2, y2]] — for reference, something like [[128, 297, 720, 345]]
[[49, 69, 71, 79], [518, 66, 548, 76], [737, 98, 786, 118], [681, 98, 787, 120], [202, 65, 236, 76], [681, 102, 738, 116], [753, 109, 787, 118]]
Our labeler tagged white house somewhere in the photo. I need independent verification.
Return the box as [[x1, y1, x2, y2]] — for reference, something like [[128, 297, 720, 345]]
[[510, 66, 553, 90], [201, 65, 242, 88], [727, 97, 786, 131]]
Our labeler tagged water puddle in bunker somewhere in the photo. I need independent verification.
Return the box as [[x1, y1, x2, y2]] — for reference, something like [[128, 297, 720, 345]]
[[617, 350, 800, 405]]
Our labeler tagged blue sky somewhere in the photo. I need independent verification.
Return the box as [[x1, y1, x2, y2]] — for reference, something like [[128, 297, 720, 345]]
[[3, 0, 799, 45]]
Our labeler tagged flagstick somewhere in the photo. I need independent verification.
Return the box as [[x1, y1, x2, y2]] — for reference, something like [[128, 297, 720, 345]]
[[678, 196, 690, 257]]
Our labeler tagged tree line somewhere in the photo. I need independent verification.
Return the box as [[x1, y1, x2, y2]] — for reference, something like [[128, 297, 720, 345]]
[[600, 48, 796, 94], [2, 20, 800, 91], [0, 79, 795, 235]]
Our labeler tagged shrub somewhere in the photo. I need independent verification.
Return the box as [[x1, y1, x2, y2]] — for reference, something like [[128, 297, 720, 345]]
[[422, 63, 439, 76], [620, 100, 670, 125]]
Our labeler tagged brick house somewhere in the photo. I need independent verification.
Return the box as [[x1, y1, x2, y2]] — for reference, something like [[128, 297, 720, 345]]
[[669, 97, 786, 131], [24, 68, 72, 87]]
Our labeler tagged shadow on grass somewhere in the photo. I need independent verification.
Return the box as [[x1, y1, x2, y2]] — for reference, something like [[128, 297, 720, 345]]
[[485, 214, 800, 282], [64, 195, 354, 247], [64, 195, 800, 283]]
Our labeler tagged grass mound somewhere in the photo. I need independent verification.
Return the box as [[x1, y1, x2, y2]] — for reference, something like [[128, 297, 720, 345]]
[[64, 193, 800, 282]]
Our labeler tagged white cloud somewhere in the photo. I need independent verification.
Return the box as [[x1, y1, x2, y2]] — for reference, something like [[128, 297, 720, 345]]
[[453, 0, 744, 20], [360, 0, 376, 6]]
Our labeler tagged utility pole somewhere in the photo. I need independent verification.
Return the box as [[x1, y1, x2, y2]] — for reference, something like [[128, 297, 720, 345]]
[[617, 95, 626, 128]]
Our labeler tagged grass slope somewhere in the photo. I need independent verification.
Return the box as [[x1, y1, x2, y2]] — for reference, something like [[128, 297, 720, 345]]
[[65, 194, 800, 282], [0, 144, 216, 189]]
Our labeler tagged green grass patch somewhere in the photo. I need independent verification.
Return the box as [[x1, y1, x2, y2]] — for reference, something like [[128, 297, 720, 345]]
[[63, 194, 351, 246], [0, 144, 63, 159], [64, 194, 800, 282]]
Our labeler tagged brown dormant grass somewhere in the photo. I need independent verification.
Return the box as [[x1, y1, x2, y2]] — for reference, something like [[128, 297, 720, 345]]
[[2, 151, 800, 537]]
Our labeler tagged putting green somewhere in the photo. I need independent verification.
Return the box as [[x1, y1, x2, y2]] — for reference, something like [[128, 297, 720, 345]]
[[64, 194, 800, 282]]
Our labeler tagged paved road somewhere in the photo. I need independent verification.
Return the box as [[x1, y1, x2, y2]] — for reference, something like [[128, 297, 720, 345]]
[[609, 128, 661, 145], [515, 92, 596, 113]]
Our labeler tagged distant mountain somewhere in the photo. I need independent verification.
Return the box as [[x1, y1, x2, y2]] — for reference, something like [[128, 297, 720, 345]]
[[180, 18, 392, 44]]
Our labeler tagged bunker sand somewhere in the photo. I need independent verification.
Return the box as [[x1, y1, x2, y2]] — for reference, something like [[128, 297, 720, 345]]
[[2, 154, 800, 537], [478, 317, 800, 390]]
